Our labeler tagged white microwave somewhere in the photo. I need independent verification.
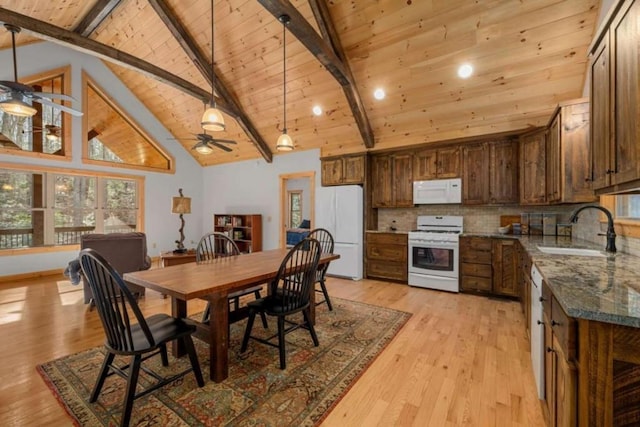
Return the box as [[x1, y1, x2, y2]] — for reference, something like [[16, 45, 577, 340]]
[[413, 178, 462, 204]]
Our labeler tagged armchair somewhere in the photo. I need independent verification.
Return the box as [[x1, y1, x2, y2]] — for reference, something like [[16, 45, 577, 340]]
[[80, 232, 152, 305]]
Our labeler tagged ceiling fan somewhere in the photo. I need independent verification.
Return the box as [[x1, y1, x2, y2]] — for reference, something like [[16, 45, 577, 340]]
[[0, 24, 83, 118], [188, 133, 237, 154], [22, 124, 62, 141]]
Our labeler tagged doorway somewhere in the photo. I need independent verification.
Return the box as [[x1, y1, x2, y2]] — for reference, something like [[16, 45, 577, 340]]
[[279, 171, 315, 248]]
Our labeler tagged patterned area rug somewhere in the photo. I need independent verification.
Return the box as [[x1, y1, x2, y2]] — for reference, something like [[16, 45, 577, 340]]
[[37, 297, 410, 426]]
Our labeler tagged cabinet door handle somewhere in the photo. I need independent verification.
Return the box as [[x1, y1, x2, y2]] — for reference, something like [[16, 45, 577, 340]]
[[606, 169, 615, 174], [551, 320, 559, 327], [537, 320, 544, 325], [547, 347, 555, 353], [539, 297, 545, 302], [584, 177, 592, 182]]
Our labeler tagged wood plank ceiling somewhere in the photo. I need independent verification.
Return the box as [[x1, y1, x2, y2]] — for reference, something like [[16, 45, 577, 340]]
[[0, 0, 601, 167]]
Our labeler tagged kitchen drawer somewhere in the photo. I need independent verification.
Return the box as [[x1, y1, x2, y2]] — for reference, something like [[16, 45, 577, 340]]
[[367, 244, 407, 262], [461, 236, 492, 251], [551, 297, 576, 360], [461, 276, 493, 292], [461, 250, 492, 264], [461, 262, 492, 278], [367, 232, 408, 246], [367, 260, 407, 281]]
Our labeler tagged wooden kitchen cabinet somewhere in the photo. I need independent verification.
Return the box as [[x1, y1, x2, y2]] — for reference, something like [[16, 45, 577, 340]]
[[489, 140, 519, 204], [413, 146, 461, 180], [365, 232, 407, 282], [463, 140, 518, 205], [548, 100, 596, 204], [462, 143, 490, 205], [542, 283, 577, 427], [492, 239, 518, 297], [321, 154, 365, 186], [371, 153, 413, 208], [460, 236, 492, 293], [520, 128, 547, 205], [590, 0, 640, 193]]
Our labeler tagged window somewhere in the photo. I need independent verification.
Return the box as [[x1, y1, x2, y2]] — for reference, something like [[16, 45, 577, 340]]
[[0, 67, 71, 159], [288, 190, 302, 228], [0, 164, 143, 250], [83, 72, 174, 172], [615, 195, 640, 219]]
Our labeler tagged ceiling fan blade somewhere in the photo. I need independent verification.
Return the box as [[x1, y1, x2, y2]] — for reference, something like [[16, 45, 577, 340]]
[[210, 141, 233, 152], [210, 139, 237, 144], [31, 92, 76, 102], [0, 80, 32, 93], [34, 97, 83, 117]]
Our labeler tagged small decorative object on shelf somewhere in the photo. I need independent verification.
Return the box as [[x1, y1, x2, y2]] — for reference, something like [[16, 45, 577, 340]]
[[171, 188, 191, 253], [213, 214, 262, 253]]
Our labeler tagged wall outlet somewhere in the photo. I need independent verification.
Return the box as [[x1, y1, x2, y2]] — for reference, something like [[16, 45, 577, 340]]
[[152, 242, 157, 249]]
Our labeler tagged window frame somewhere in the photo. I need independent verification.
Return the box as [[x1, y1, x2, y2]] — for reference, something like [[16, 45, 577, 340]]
[[0, 66, 73, 162], [0, 162, 145, 256]]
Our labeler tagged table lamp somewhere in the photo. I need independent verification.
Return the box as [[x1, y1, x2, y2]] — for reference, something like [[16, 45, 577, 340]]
[[171, 188, 191, 253]]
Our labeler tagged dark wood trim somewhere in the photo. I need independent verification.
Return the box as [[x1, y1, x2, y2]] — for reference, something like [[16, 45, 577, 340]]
[[308, 0, 374, 149], [147, 0, 272, 162], [0, 7, 231, 113], [73, 0, 123, 37]]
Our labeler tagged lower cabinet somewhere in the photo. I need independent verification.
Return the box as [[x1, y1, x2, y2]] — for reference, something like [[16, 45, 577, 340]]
[[460, 236, 518, 297], [365, 232, 407, 282], [542, 283, 577, 427]]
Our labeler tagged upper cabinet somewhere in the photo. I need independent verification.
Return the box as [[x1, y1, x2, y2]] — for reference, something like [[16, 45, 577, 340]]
[[463, 139, 518, 205], [590, 0, 640, 193], [413, 146, 461, 180], [321, 154, 365, 186], [371, 153, 413, 208], [520, 129, 547, 205], [520, 99, 595, 205]]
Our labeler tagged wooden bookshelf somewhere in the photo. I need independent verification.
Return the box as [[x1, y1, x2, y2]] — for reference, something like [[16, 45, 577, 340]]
[[213, 214, 262, 253]]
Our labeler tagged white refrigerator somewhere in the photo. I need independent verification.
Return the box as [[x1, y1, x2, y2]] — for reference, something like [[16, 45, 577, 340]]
[[315, 185, 363, 280]]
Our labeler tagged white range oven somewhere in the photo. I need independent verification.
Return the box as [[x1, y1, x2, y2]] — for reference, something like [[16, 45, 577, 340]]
[[408, 215, 463, 292]]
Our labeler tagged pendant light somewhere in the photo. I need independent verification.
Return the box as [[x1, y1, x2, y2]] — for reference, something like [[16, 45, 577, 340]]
[[201, 0, 225, 132], [276, 14, 294, 152]]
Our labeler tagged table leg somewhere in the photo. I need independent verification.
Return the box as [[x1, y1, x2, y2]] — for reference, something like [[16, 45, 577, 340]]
[[208, 293, 229, 382], [171, 298, 187, 357]]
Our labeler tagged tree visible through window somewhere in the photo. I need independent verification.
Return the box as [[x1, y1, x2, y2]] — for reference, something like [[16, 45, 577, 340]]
[[0, 166, 142, 249], [288, 190, 302, 228]]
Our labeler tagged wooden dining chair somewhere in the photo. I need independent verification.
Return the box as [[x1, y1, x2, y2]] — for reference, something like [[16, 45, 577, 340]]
[[306, 228, 335, 311], [197, 232, 267, 328], [79, 248, 204, 427], [240, 238, 322, 369]]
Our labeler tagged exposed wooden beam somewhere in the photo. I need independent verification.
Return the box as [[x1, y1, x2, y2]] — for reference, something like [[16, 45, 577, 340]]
[[257, 0, 374, 148], [147, 0, 272, 162], [308, 0, 374, 149], [74, 0, 123, 37], [0, 7, 232, 114]]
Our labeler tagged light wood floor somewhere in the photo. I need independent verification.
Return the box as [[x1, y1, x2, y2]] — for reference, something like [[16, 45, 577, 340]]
[[0, 275, 545, 426]]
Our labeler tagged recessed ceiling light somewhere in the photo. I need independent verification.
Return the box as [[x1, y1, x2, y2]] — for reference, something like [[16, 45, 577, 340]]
[[458, 63, 473, 79], [373, 88, 386, 100], [312, 105, 322, 116]]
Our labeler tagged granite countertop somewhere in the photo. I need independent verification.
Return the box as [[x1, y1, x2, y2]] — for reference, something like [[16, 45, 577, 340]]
[[515, 235, 640, 328]]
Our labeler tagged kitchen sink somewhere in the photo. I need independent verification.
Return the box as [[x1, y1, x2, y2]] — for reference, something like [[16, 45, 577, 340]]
[[537, 246, 605, 257]]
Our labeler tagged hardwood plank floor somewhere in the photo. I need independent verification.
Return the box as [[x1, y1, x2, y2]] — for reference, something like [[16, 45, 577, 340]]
[[0, 275, 545, 426]]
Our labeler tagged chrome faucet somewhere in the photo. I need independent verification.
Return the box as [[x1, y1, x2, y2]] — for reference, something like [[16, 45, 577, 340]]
[[569, 205, 617, 253]]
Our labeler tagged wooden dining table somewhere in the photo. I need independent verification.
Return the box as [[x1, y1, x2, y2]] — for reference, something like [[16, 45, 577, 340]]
[[124, 248, 339, 382]]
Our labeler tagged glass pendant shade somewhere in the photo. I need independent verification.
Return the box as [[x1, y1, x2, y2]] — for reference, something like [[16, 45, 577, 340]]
[[195, 143, 214, 155], [201, 102, 225, 132], [0, 95, 37, 117], [276, 131, 294, 151]]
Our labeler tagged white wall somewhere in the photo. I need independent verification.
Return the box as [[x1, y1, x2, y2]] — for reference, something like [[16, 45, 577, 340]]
[[201, 149, 321, 250], [0, 42, 204, 275]]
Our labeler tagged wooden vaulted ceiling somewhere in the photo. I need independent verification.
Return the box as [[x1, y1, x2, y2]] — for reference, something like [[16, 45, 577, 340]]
[[0, 0, 601, 167]]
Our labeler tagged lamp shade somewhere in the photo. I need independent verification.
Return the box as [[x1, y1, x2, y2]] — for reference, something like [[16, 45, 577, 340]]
[[171, 196, 191, 214], [201, 102, 225, 131], [0, 95, 37, 117], [195, 143, 214, 155], [276, 132, 294, 151]]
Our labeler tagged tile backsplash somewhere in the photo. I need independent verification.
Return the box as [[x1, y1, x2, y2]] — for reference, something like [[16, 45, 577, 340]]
[[377, 204, 640, 257]]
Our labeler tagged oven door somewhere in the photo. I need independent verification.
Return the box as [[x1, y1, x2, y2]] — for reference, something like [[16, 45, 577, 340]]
[[408, 239, 458, 278]]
